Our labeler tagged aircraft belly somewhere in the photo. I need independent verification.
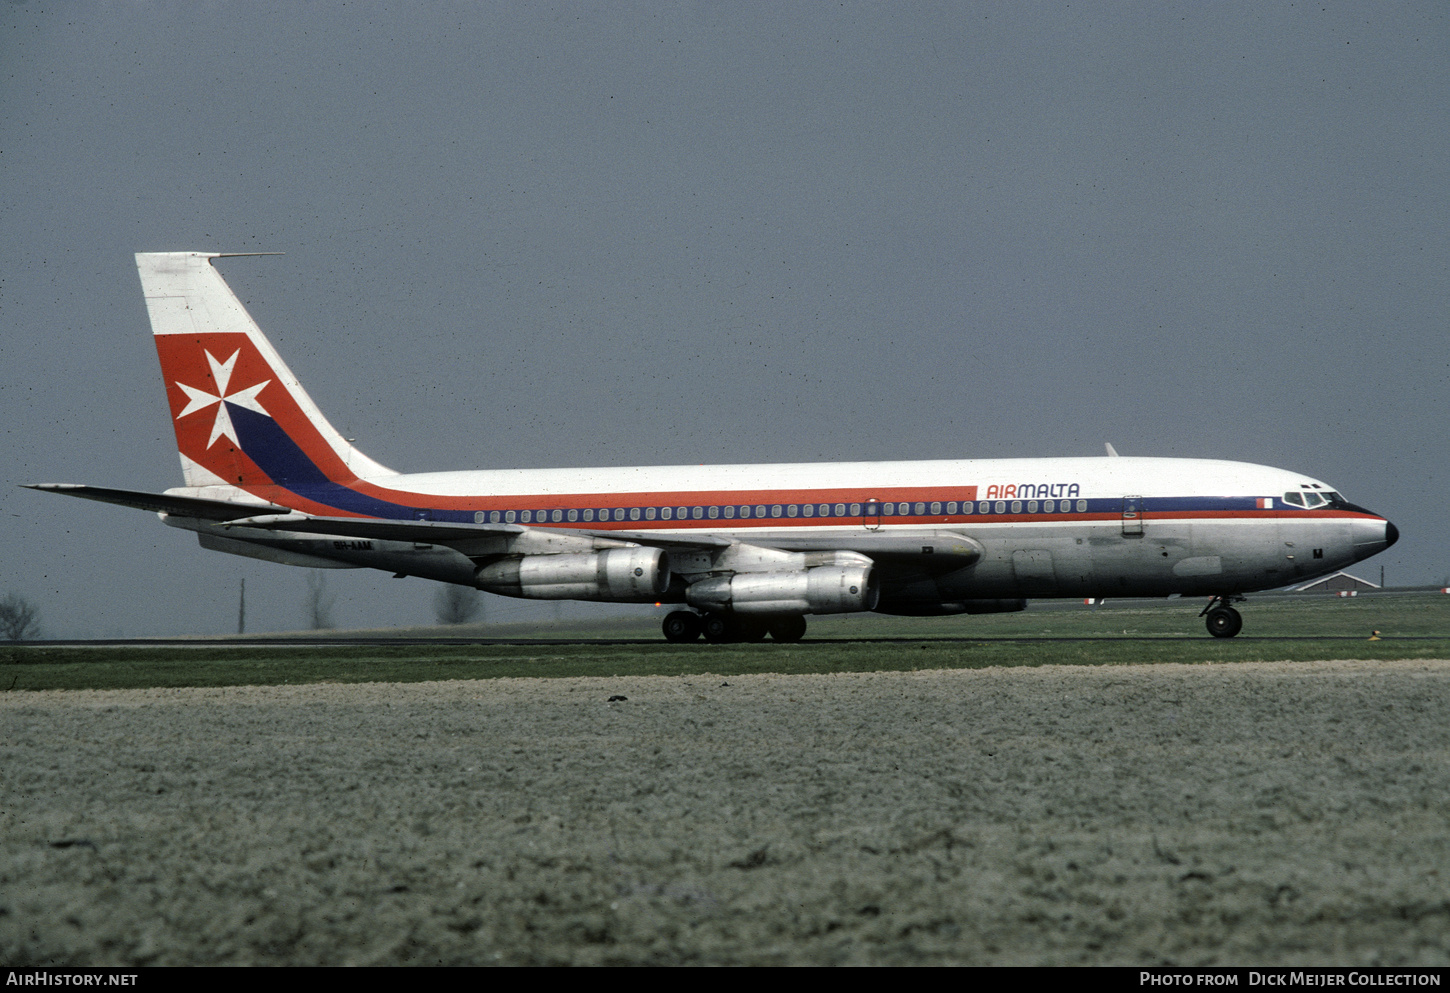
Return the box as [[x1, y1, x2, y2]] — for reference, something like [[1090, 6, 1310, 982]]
[[928, 527, 1098, 599]]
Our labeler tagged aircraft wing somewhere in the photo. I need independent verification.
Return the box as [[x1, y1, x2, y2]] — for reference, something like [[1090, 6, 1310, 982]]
[[24, 483, 292, 521], [751, 530, 983, 565], [220, 513, 977, 563], [596, 528, 982, 564], [220, 513, 735, 549]]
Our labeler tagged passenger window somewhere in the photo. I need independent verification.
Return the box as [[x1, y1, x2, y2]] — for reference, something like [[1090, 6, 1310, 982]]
[[802, 504, 814, 517], [882, 503, 894, 516], [613, 508, 625, 521], [930, 502, 942, 515], [995, 501, 1006, 514], [771, 505, 783, 518], [490, 511, 501, 523], [946, 501, 957, 514], [739, 505, 751, 519], [661, 507, 672, 520], [505, 510, 516, 523], [708, 506, 719, 519], [677, 506, 688, 520], [836, 503, 848, 517], [756, 505, 768, 518], [1076, 499, 1087, 512], [1011, 500, 1022, 514], [520, 510, 532, 523], [1027, 500, 1038, 513], [567, 509, 578, 522], [913, 502, 925, 515], [629, 507, 641, 521], [724, 505, 735, 519], [962, 501, 973, 515], [692, 507, 704, 519]]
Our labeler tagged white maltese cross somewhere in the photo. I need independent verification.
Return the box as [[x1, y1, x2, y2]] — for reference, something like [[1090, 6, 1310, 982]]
[[175, 350, 271, 449]]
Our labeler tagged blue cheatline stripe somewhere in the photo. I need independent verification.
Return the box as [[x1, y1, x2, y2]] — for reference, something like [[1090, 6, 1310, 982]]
[[230, 406, 466, 521]]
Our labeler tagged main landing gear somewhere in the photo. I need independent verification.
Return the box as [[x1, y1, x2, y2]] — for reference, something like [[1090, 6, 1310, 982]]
[[661, 610, 806, 643], [1200, 595, 1246, 638]]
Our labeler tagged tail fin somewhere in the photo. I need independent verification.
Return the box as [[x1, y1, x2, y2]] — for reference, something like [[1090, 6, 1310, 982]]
[[137, 252, 396, 499]]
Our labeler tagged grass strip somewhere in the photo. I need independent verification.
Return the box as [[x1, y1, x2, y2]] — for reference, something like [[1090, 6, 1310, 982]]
[[3, 635, 1449, 692]]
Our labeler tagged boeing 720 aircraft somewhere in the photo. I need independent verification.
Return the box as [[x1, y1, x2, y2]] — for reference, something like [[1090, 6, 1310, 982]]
[[28, 252, 1399, 641]]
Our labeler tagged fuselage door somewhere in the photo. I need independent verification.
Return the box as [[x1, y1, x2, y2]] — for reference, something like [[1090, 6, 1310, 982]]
[[863, 499, 881, 531], [1121, 495, 1144, 537]]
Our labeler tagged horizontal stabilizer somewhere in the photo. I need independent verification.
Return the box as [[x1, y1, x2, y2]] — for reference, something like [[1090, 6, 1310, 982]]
[[222, 513, 527, 543], [24, 483, 291, 521]]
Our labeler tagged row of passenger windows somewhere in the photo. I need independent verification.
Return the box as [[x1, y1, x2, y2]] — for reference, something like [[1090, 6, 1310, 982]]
[[473, 498, 1092, 525]]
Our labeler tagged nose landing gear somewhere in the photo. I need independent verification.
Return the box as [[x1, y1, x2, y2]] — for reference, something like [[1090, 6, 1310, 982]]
[[1201, 595, 1246, 638]]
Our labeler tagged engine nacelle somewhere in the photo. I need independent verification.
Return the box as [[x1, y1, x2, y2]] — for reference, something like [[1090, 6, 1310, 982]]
[[686, 564, 879, 615], [475, 547, 670, 601]]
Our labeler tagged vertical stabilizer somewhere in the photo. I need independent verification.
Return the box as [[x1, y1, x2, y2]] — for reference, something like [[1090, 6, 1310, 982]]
[[137, 252, 396, 495]]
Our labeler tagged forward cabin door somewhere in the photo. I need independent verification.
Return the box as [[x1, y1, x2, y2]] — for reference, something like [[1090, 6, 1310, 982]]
[[862, 499, 881, 531], [1121, 495, 1144, 537]]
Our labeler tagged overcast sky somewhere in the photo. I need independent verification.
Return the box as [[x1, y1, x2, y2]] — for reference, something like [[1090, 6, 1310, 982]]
[[2, 2, 1445, 636]]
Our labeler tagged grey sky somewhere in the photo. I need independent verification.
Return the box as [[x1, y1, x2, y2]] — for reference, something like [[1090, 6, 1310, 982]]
[[2, 2, 1445, 636]]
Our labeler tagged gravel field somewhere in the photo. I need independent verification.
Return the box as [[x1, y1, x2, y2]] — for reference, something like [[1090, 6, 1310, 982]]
[[3, 660, 1448, 966]]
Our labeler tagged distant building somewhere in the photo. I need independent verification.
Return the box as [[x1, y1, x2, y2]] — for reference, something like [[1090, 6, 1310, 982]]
[[1291, 571, 1381, 593]]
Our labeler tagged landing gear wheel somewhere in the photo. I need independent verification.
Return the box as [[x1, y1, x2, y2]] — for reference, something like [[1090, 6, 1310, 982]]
[[1205, 606, 1243, 639], [702, 613, 733, 643], [736, 619, 768, 642], [662, 611, 703, 643], [767, 615, 807, 642]]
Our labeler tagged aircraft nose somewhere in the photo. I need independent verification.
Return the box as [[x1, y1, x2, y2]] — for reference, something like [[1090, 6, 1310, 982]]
[[1351, 516, 1397, 557]]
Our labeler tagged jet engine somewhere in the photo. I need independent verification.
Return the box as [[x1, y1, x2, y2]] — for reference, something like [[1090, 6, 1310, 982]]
[[475, 547, 669, 601], [685, 564, 879, 615]]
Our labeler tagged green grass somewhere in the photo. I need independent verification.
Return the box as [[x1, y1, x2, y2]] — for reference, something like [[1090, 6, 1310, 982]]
[[3, 594, 1447, 693]]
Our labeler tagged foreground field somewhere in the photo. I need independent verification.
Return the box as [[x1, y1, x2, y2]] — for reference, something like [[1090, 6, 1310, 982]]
[[3, 660, 1448, 965]]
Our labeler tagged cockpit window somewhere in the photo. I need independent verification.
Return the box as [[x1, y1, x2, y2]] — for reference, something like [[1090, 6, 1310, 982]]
[[1282, 492, 1305, 508], [1303, 491, 1326, 508]]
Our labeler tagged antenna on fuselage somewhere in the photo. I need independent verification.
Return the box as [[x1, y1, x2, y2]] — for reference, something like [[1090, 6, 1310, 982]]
[[1105, 443, 1120, 457]]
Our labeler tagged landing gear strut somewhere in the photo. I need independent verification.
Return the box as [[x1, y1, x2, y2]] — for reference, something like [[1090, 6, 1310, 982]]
[[1200, 595, 1246, 638]]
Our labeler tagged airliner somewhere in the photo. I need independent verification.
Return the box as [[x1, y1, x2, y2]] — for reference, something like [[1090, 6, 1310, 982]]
[[28, 252, 1399, 642]]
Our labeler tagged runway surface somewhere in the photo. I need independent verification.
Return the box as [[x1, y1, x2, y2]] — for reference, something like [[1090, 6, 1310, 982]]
[[3, 659, 1448, 965]]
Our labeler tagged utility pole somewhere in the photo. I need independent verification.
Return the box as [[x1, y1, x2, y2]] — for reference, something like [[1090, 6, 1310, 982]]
[[238, 577, 246, 635]]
